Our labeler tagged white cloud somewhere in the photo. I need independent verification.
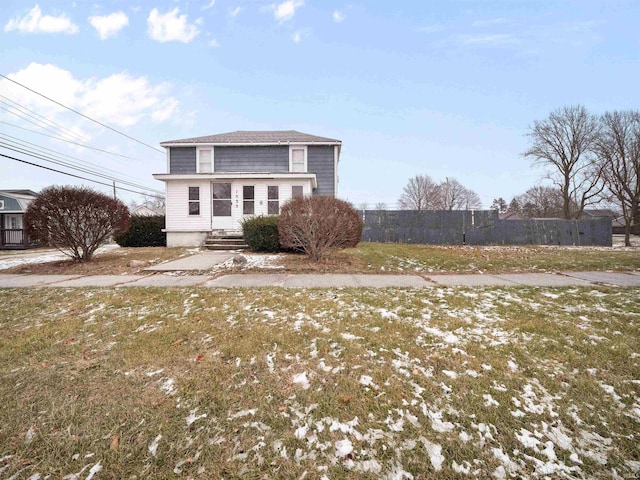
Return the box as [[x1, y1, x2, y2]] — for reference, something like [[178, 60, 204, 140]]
[[4, 4, 79, 34], [208, 38, 220, 47], [228, 6, 242, 17], [332, 10, 345, 23], [203, 0, 216, 10], [147, 8, 199, 43], [89, 12, 129, 39], [291, 31, 301, 43], [2, 62, 180, 128], [271, 0, 303, 23]]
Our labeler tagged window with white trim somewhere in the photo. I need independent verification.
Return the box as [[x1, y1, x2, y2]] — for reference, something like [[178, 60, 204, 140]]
[[292, 185, 304, 198], [197, 148, 213, 173], [243, 185, 255, 215], [188, 187, 200, 215], [290, 146, 307, 173], [268, 186, 279, 215]]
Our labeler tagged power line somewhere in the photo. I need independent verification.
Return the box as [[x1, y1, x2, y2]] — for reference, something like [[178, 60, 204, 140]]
[[0, 121, 131, 159], [0, 132, 160, 191], [1, 153, 164, 199], [0, 138, 164, 195], [0, 95, 89, 143], [0, 72, 165, 155]]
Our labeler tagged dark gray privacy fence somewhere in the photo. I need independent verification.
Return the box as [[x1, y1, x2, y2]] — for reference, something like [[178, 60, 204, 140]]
[[359, 210, 612, 246]]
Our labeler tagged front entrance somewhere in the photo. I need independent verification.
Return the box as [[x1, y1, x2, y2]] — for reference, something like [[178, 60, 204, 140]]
[[212, 182, 233, 230]]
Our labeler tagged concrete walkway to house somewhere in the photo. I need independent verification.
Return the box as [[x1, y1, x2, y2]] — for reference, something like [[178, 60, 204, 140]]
[[0, 271, 639, 288]]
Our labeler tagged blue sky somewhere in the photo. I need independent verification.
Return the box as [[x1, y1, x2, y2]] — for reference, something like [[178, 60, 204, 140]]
[[1, 0, 639, 207]]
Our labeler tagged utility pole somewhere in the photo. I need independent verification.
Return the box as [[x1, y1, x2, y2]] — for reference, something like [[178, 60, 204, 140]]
[[113, 181, 116, 199], [445, 177, 450, 210]]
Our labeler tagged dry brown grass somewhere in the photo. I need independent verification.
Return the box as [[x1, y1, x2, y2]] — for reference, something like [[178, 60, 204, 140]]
[[0, 247, 194, 275], [1, 241, 639, 277], [0, 286, 638, 478]]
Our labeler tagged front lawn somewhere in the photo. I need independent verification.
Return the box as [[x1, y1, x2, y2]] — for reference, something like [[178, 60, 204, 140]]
[[1, 286, 638, 478]]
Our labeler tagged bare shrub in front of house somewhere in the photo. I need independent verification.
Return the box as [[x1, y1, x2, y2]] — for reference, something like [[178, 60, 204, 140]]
[[25, 185, 130, 262], [278, 196, 363, 261]]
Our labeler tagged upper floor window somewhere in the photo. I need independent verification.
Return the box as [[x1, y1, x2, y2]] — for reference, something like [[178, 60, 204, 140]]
[[198, 148, 213, 173], [290, 146, 307, 173]]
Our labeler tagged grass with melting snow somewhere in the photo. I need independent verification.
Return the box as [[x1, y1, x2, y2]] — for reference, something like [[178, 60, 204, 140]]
[[348, 243, 640, 274], [0, 286, 639, 479]]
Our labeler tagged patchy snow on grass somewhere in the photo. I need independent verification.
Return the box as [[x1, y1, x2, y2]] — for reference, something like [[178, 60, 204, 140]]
[[210, 253, 284, 272], [0, 245, 119, 270]]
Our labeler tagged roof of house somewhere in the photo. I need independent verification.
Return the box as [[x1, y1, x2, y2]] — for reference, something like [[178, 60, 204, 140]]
[[582, 209, 619, 218], [0, 190, 38, 212], [0, 189, 38, 197], [161, 130, 341, 146], [131, 204, 164, 216], [499, 212, 523, 220]]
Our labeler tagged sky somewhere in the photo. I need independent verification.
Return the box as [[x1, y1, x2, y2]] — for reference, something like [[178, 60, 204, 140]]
[[1, 0, 639, 208]]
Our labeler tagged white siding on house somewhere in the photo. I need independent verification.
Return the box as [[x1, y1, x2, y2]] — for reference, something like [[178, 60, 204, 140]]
[[228, 179, 312, 229], [163, 178, 314, 244], [165, 180, 212, 232]]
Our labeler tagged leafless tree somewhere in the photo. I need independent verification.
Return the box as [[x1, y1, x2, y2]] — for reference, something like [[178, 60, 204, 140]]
[[517, 185, 565, 218], [523, 105, 604, 219], [375, 202, 387, 210], [25, 185, 130, 261], [438, 178, 482, 210], [594, 110, 640, 246], [398, 174, 441, 210], [278, 196, 363, 261]]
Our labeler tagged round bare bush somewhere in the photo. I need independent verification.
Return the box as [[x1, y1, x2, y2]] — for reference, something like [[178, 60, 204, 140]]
[[278, 196, 363, 261], [25, 185, 130, 261]]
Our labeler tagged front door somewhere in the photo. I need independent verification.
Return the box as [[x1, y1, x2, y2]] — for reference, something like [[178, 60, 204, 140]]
[[212, 182, 233, 230]]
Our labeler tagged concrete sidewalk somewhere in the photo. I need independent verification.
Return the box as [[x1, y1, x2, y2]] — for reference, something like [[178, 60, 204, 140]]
[[0, 271, 639, 288]]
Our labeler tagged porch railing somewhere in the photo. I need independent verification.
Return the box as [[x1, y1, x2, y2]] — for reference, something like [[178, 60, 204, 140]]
[[0, 228, 29, 248]]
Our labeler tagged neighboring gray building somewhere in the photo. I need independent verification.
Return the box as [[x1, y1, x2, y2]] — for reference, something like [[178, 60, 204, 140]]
[[0, 189, 38, 250], [153, 130, 342, 247]]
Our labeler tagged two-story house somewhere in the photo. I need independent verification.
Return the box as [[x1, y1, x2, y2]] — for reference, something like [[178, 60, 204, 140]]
[[153, 130, 342, 247]]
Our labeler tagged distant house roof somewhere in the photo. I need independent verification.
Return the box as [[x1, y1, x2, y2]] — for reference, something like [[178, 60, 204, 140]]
[[499, 212, 523, 220], [131, 205, 164, 216], [0, 190, 38, 213], [0, 189, 38, 197], [161, 130, 341, 146], [582, 209, 619, 218]]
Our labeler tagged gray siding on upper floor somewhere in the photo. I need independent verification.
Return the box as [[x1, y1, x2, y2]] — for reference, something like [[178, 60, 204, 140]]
[[214, 146, 289, 172], [0, 195, 23, 212], [308, 146, 335, 197], [169, 147, 196, 174]]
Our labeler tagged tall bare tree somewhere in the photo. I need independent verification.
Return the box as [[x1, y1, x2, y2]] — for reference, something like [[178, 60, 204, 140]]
[[517, 185, 565, 218], [398, 174, 441, 210], [594, 110, 640, 246], [439, 178, 480, 210], [523, 105, 603, 219]]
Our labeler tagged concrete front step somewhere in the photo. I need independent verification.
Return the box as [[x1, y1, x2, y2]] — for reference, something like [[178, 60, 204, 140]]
[[204, 231, 247, 250], [204, 244, 249, 251]]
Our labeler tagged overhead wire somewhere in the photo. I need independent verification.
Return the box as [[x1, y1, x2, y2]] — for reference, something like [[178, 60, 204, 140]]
[[1, 153, 164, 199], [0, 73, 165, 155], [0, 137, 164, 195], [0, 132, 160, 189], [0, 121, 132, 159], [0, 72, 167, 199]]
